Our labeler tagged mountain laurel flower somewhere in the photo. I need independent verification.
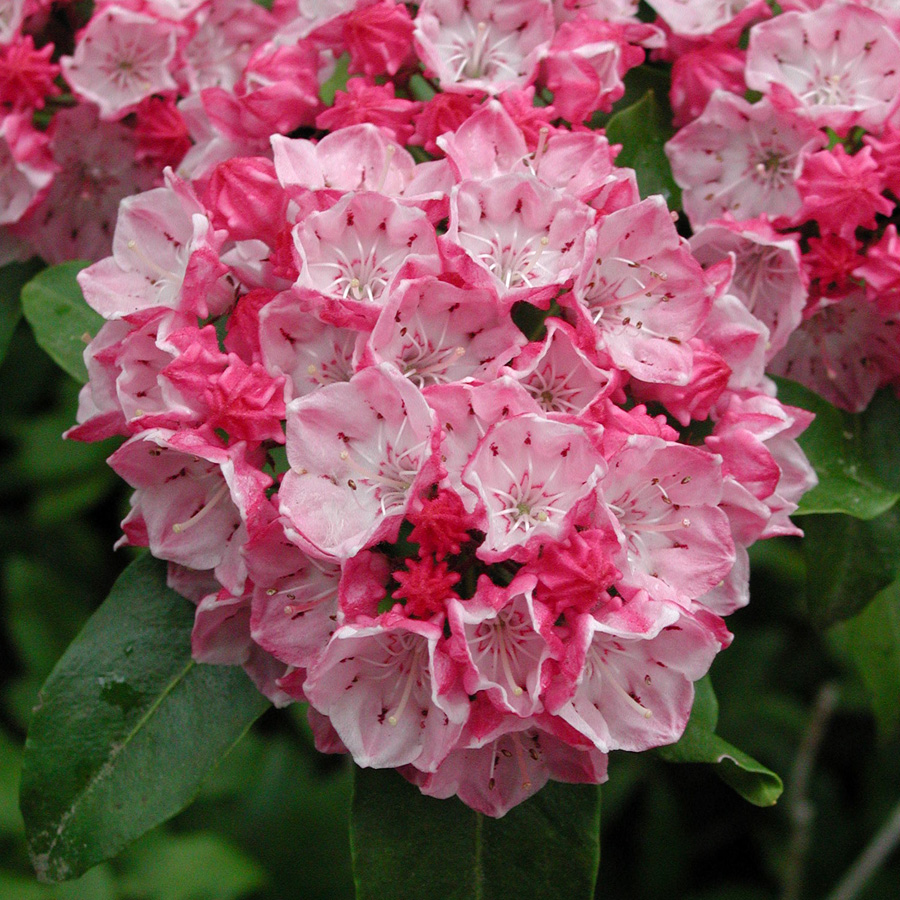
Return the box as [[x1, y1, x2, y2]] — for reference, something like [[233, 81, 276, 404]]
[[65, 32, 819, 816]]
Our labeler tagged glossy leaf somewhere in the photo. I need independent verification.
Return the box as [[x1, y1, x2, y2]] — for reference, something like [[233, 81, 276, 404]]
[[605, 90, 681, 209], [801, 507, 900, 628], [20, 553, 270, 882], [830, 578, 900, 739], [20, 261, 101, 383], [0, 259, 43, 366], [774, 378, 900, 519], [351, 767, 601, 900], [656, 677, 783, 807]]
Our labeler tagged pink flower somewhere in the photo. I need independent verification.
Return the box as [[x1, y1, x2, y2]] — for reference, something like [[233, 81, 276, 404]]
[[447, 575, 556, 718], [745, 0, 900, 132], [279, 364, 442, 559], [247, 519, 343, 670], [690, 218, 807, 358], [413, 0, 555, 95], [648, 0, 770, 39], [0, 112, 55, 226], [501, 318, 620, 416], [598, 435, 735, 605], [565, 196, 712, 385], [670, 43, 746, 128], [359, 275, 526, 387], [855, 225, 900, 316], [0, 0, 26, 44], [666, 92, 823, 227], [303, 615, 469, 771], [542, 15, 651, 122], [462, 413, 605, 562], [410, 92, 483, 156], [0, 34, 59, 111], [201, 41, 320, 140], [61, 7, 179, 120], [77, 169, 229, 319], [406, 723, 608, 818], [548, 593, 728, 752], [134, 96, 192, 170], [109, 429, 271, 593], [769, 289, 900, 412], [9, 105, 155, 264], [292, 190, 440, 327], [312, 0, 416, 76], [316, 79, 420, 145], [449, 173, 594, 305]]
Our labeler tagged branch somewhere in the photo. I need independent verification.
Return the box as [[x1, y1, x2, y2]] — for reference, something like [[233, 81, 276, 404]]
[[780, 682, 840, 900], [825, 795, 900, 900]]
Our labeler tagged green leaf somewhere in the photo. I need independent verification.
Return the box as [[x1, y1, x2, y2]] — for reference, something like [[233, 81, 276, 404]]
[[656, 678, 783, 807], [605, 90, 681, 209], [800, 507, 900, 627], [774, 378, 900, 519], [830, 578, 900, 739], [0, 259, 43, 366], [20, 261, 102, 383], [320, 53, 351, 106], [19, 553, 270, 882], [351, 767, 600, 900]]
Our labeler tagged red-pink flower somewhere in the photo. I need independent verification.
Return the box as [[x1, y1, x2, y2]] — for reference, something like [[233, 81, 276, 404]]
[[795, 144, 894, 239], [316, 79, 421, 145], [0, 34, 59, 111]]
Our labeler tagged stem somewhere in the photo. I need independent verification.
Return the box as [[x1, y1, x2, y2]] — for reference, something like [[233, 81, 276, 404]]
[[825, 796, 900, 900], [780, 682, 840, 900]]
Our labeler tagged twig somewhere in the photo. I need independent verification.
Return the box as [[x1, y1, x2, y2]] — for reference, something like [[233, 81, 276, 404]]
[[781, 682, 840, 900], [825, 795, 900, 900]]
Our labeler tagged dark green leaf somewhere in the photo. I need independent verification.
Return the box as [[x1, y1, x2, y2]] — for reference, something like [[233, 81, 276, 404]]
[[351, 767, 600, 900], [591, 64, 671, 129], [605, 90, 681, 209], [801, 507, 900, 627], [20, 554, 270, 882], [774, 378, 900, 519], [20, 262, 102, 383], [856, 388, 900, 493], [0, 259, 43, 365], [656, 678, 783, 807], [830, 578, 900, 739]]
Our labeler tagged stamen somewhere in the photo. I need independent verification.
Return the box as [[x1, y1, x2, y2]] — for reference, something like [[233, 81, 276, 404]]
[[532, 127, 549, 175], [376, 145, 396, 193], [387, 659, 418, 725], [172, 481, 230, 533], [510, 733, 532, 790], [602, 660, 652, 719]]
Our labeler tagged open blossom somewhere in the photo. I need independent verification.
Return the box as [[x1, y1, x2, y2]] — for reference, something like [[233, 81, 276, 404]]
[[61, 7, 179, 120], [665, 91, 823, 226], [745, 0, 900, 132], [414, 0, 556, 96]]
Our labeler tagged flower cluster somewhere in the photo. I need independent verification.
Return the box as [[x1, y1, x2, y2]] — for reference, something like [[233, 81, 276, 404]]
[[2, 0, 662, 265], [657, 0, 900, 412], [69, 32, 816, 814]]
